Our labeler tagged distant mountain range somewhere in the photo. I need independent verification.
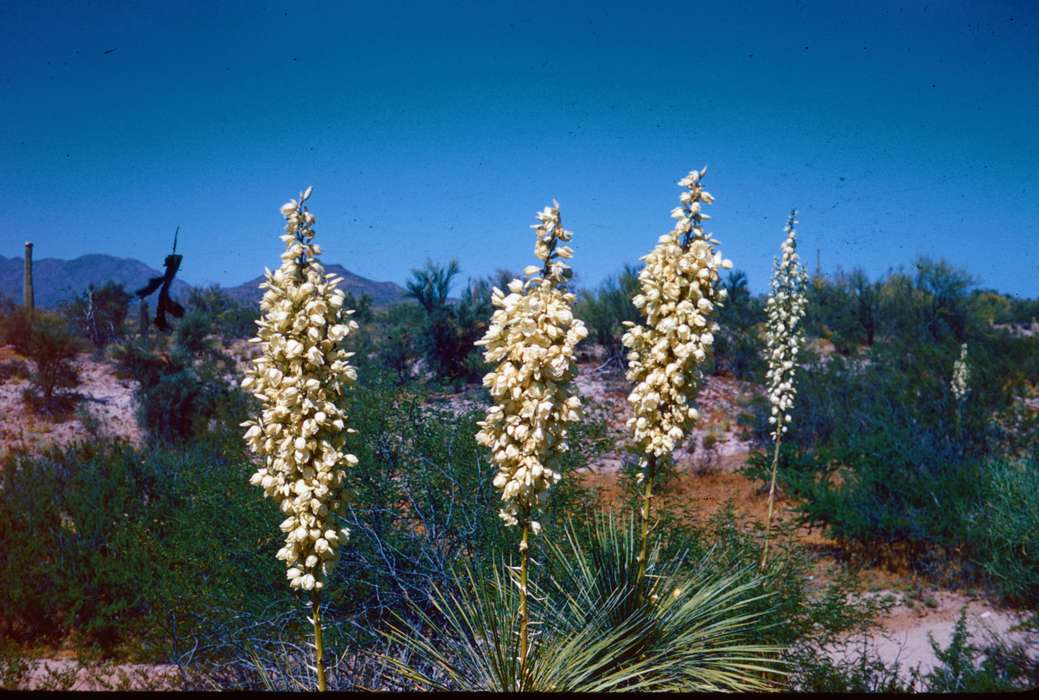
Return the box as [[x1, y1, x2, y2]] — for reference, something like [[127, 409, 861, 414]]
[[223, 264, 406, 307], [0, 254, 405, 309]]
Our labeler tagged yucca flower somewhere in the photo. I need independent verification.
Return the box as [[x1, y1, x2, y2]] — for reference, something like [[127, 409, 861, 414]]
[[474, 199, 587, 677], [475, 200, 587, 540], [760, 209, 809, 568], [621, 166, 732, 594], [241, 186, 359, 594], [240, 187, 360, 690], [763, 210, 809, 442], [951, 342, 969, 402]]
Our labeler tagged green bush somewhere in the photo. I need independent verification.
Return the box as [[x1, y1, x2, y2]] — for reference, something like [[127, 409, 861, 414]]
[[112, 331, 238, 444], [0, 305, 33, 353], [329, 367, 604, 634], [184, 285, 259, 341], [0, 435, 285, 658], [22, 311, 84, 414], [967, 459, 1039, 606], [372, 302, 427, 382], [710, 270, 766, 380], [743, 319, 1039, 570]]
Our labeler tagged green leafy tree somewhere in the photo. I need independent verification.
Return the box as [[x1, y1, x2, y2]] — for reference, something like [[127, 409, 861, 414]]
[[63, 282, 131, 351], [404, 259, 496, 381]]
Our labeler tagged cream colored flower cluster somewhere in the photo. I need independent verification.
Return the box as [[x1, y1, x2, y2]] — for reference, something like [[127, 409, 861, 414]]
[[621, 167, 732, 464], [475, 201, 587, 540], [764, 210, 809, 442], [241, 186, 359, 592], [951, 342, 969, 402]]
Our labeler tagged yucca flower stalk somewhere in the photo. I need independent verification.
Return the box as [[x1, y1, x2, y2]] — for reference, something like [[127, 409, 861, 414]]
[[240, 186, 359, 691], [621, 167, 732, 600], [951, 342, 969, 402], [760, 210, 809, 569], [474, 200, 587, 678], [951, 341, 969, 435]]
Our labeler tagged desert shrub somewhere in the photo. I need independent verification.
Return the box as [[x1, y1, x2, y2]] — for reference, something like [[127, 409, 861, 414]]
[[0, 434, 285, 658], [966, 459, 1039, 606], [175, 369, 609, 688], [0, 306, 34, 354], [805, 258, 981, 355], [111, 335, 237, 443], [62, 282, 131, 351], [804, 271, 864, 354], [372, 302, 427, 382], [184, 285, 259, 341], [329, 367, 604, 633], [21, 311, 84, 414], [743, 318, 1039, 572], [789, 640, 911, 693], [711, 269, 766, 380]]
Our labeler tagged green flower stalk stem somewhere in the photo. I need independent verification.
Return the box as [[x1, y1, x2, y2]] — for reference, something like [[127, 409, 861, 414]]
[[761, 436, 784, 570], [518, 517, 530, 681], [760, 210, 809, 570], [635, 453, 656, 598], [622, 167, 732, 602], [312, 589, 326, 692], [241, 186, 360, 691], [475, 200, 587, 680]]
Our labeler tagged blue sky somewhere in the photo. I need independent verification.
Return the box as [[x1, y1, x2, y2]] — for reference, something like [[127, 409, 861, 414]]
[[1, 0, 1037, 297]]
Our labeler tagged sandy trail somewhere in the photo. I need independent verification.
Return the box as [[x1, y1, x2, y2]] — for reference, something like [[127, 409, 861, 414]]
[[832, 589, 1034, 683]]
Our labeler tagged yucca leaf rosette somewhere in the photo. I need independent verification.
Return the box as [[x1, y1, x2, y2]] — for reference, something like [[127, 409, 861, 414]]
[[241, 186, 359, 593], [475, 201, 587, 542]]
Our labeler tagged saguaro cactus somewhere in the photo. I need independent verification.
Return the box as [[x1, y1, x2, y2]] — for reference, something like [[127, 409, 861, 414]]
[[23, 241, 34, 310]]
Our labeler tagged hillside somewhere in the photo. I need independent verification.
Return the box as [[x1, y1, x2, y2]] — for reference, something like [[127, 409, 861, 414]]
[[222, 263, 406, 307], [0, 254, 405, 308], [0, 253, 192, 309]]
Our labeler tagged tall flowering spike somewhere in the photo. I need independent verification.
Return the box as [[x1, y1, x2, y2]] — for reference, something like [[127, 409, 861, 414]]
[[764, 210, 810, 441], [475, 200, 588, 543], [621, 166, 732, 467], [951, 342, 969, 402], [241, 187, 360, 592]]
